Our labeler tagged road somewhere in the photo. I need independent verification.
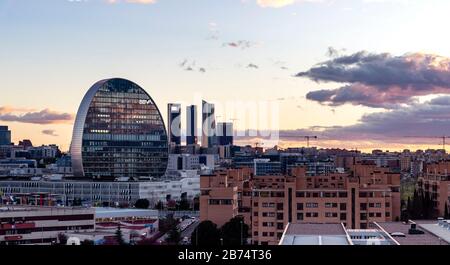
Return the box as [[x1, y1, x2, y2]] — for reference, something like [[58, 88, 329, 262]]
[[181, 220, 200, 239]]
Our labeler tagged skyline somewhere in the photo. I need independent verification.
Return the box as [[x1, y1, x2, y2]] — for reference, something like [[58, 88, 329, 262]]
[[2, 0, 450, 151]]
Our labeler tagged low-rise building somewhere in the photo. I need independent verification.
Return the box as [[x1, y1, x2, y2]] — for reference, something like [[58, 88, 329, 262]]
[[0, 205, 95, 245]]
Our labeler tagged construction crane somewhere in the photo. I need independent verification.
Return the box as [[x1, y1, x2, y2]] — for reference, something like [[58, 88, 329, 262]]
[[281, 135, 318, 148], [404, 136, 450, 150]]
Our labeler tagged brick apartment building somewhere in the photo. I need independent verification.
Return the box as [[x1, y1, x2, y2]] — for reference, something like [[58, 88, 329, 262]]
[[200, 162, 401, 245], [418, 160, 450, 217]]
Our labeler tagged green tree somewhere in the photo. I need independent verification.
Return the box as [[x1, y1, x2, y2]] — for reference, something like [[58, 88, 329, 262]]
[[115, 225, 126, 245], [81, 239, 94, 245], [445, 202, 449, 219], [177, 193, 191, 211], [191, 220, 221, 246], [220, 216, 249, 246], [57, 233, 68, 245], [166, 228, 181, 245], [159, 214, 178, 233], [134, 199, 150, 209], [154, 200, 164, 210], [192, 196, 200, 211]]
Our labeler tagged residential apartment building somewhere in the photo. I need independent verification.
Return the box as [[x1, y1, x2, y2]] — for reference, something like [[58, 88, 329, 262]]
[[418, 160, 450, 217], [200, 162, 401, 245]]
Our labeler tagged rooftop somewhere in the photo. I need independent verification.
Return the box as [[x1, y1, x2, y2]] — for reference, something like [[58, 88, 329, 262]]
[[378, 221, 449, 245]]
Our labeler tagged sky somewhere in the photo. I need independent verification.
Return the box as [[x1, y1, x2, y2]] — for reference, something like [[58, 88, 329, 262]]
[[1, 0, 450, 152]]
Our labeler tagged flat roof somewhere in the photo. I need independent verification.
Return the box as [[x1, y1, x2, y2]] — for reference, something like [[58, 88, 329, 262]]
[[281, 223, 350, 245], [285, 223, 347, 235], [378, 222, 449, 245], [94, 207, 158, 218]]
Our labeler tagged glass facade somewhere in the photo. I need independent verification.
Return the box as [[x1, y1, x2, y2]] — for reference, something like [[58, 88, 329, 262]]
[[71, 78, 168, 179]]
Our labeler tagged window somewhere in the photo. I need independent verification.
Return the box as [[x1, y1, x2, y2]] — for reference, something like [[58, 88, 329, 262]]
[[276, 203, 284, 210], [360, 203, 367, 211], [277, 213, 284, 220], [297, 203, 304, 210], [339, 192, 348, 198], [340, 213, 347, 221], [306, 203, 318, 208], [297, 213, 304, 220], [296, 192, 305, 197], [277, 222, 284, 229], [325, 212, 338, 218], [340, 203, 347, 211]]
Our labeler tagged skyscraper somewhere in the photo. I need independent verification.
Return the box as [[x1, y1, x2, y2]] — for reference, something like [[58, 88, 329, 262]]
[[186, 105, 198, 145], [216, 122, 233, 146], [201, 100, 216, 148], [70, 78, 168, 180], [167, 103, 181, 146], [0, 126, 11, 146]]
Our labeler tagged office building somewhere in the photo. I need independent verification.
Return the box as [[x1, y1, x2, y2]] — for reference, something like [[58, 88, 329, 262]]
[[254, 159, 282, 176], [0, 126, 11, 146], [201, 100, 216, 148], [217, 122, 233, 146], [70, 78, 168, 180], [167, 103, 181, 147], [186, 105, 198, 145]]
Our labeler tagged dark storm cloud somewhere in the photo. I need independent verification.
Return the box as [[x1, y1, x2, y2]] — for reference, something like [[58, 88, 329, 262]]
[[0, 109, 73, 124], [297, 50, 450, 108]]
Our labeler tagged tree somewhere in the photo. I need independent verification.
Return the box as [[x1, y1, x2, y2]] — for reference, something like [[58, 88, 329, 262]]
[[166, 228, 181, 245], [115, 225, 126, 245], [159, 214, 178, 233], [221, 216, 249, 246], [154, 200, 164, 210], [445, 202, 449, 219], [191, 220, 221, 246], [81, 239, 94, 245], [193, 196, 200, 211], [134, 199, 150, 209], [57, 233, 68, 245]]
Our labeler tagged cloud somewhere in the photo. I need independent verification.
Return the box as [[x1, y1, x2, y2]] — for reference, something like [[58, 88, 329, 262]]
[[255, 0, 325, 8], [256, 0, 296, 8], [0, 108, 74, 124], [297, 50, 450, 108], [284, 96, 450, 142], [106, 0, 157, 4], [247, 63, 259, 69], [42, 129, 59, 137], [179, 59, 207, 73], [206, 22, 220, 40], [223, 40, 259, 50], [236, 95, 450, 148]]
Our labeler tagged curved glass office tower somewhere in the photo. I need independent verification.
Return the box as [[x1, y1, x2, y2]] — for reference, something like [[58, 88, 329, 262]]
[[70, 78, 168, 180]]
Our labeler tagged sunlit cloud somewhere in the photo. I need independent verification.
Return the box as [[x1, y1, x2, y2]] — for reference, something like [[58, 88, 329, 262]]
[[0, 107, 74, 125], [298, 50, 450, 109]]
